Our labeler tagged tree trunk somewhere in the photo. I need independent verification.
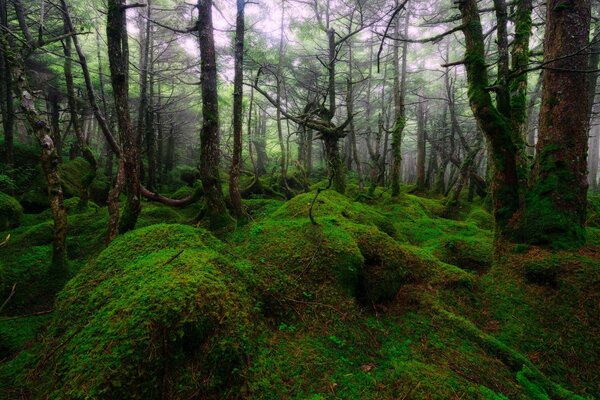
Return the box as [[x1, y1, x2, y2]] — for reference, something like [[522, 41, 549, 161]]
[[415, 94, 426, 191], [516, 0, 591, 246], [5, 50, 68, 275], [459, 0, 521, 235], [588, 125, 599, 190], [346, 37, 363, 191], [391, 7, 408, 196], [229, 0, 247, 219], [106, 0, 142, 234], [0, 0, 14, 186], [63, 17, 96, 208], [324, 136, 345, 194], [197, 0, 233, 230]]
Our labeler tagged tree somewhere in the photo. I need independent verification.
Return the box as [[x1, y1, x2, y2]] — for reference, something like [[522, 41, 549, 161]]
[[197, 0, 233, 229], [229, 0, 248, 219], [106, 0, 143, 236], [390, 7, 408, 196], [458, 0, 592, 246], [514, 0, 592, 245]]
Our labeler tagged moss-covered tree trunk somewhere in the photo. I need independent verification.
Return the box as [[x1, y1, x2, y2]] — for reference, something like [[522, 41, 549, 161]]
[[197, 0, 233, 230], [390, 8, 408, 196], [514, 0, 591, 246], [458, 0, 521, 235], [324, 136, 345, 195], [9, 60, 68, 275], [106, 0, 142, 234], [0, 0, 14, 188]]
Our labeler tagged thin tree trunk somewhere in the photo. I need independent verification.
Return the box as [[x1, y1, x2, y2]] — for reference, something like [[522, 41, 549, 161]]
[[346, 37, 363, 191], [391, 7, 408, 196], [415, 94, 426, 191], [229, 0, 247, 219], [0, 0, 14, 187]]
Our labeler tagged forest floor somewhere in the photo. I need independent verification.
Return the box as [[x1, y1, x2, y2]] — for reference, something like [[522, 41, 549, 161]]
[[0, 173, 599, 399]]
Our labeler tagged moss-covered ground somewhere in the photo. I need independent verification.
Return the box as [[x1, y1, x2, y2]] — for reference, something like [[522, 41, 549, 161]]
[[0, 184, 598, 399]]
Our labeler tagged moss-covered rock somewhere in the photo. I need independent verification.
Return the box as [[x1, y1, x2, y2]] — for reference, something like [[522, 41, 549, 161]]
[[0, 191, 23, 230], [29, 224, 257, 399], [19, 188, 49, 213]]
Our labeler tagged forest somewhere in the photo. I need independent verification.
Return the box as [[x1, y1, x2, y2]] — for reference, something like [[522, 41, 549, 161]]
[[0, 0, 599, 398]]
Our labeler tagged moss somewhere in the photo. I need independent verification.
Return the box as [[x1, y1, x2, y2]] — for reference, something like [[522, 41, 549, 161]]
[[434, 235, 493, 273], [58, 157, 93, 198], [27, 224, 258, 399], [19, 188, 49, 213], [511, 145, 586, 248], [170, 185, 195, 199], [522, 256, 560, 287], [349, 224, 426, 303], [0, 191, 23, 230], [137, 203, 184, 227], [467, 207, 494, 231]]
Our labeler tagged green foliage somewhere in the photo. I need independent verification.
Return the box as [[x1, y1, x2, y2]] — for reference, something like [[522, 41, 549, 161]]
[[0, 191, 23, 230]]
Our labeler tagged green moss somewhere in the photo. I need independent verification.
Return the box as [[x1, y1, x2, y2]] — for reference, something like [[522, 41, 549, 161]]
[[58, 157, 93, 198], [467, 207, 494, 230], [27, 224, 258, 399], [434, 235, 493, 273], [511, 145, 587, 248], [0, 191, 23, 230]]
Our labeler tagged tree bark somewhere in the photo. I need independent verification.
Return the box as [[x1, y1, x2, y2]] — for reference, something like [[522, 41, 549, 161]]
[[6, 48, 68, 274], [197, 0, 233, 230], [458, 0, 521, 235], [516, 0, 591, 246], [391, 7, 408, 196], [229, 0, 247, 219], [106, 0, 142, 234], [415, 94, 426, 192], [0, 0, 14, 185]]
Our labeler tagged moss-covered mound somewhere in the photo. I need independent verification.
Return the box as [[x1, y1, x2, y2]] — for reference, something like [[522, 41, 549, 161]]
[[0, 191, 23, 230], [241, 191, 427, 311], [434, 235, 493, 272], [59, 157, 109, 205], [26, 224, 257, 399]]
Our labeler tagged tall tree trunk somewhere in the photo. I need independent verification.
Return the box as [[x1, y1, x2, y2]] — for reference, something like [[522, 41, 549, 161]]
[[229, 0, 247, 219], [459, 0, 521, 235], [588, 125, 600, 190], [516, 0, 591, 246], [63, 17, 96, 209], [156, 82, 163, 185], [391, 7, 408, 196], [145, 27, 157, 191], [0, 0, 14, 187], [4, 44, 68, 275], [415, 94, 426, 191], [254, 110, 268, 176], [106, 0, 142, 235], [197, 0, 233, 230], [346, 36, 363, 191], [275, 0, 288, 187]]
